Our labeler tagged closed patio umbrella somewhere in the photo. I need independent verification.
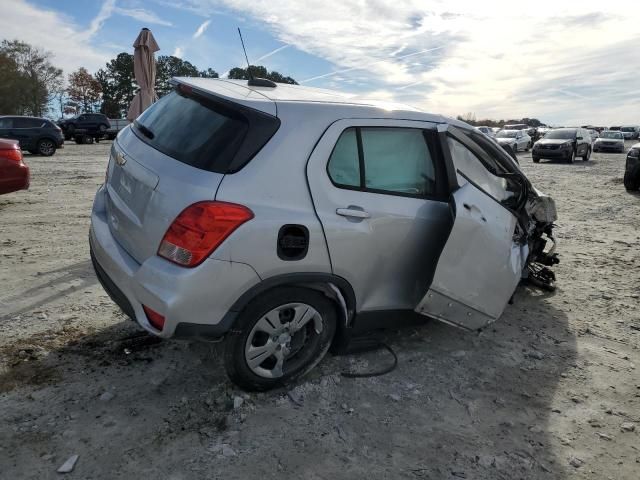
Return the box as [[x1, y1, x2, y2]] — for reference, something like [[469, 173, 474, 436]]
[[127, 28, 160, 121]]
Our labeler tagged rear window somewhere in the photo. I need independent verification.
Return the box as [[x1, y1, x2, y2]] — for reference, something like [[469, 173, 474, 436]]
[[132, 88, 279, 173]]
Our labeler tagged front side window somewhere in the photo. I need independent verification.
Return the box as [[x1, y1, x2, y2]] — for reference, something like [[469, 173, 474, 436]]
[[447, 137, 510, 202], [327, 127, 439, 198]]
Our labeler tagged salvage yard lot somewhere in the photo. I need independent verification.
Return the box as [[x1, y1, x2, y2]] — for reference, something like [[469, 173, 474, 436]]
[[1, 141, 639, 479]]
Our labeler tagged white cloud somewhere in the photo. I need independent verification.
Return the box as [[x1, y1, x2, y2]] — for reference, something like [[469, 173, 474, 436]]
[[115, 7, 173, 26], [182, 0, 640, 124], [2, 0, 114, 73], [192, 19, 211, 38], [173, 46, 184, 57]]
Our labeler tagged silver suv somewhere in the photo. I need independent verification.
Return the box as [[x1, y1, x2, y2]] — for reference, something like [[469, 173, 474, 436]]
[[90, 78, 559, 390]]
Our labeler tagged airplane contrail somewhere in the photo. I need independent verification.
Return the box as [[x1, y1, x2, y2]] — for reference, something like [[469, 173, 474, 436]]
[[300, 46, 444, 84], [256, 44, 290, 62]]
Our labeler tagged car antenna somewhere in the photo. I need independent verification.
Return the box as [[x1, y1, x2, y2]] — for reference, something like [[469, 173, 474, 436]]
[[237, 27, 277, 88]]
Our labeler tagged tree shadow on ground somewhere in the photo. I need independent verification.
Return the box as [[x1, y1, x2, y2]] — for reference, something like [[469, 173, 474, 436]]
[[0, 260, 97, 321]]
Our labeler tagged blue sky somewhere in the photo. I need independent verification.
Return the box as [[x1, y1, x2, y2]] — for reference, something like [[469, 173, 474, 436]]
[[4, 0, 640, 125]]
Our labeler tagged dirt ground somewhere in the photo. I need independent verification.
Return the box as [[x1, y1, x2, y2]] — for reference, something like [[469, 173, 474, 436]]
[[1, 140, 639, 479]]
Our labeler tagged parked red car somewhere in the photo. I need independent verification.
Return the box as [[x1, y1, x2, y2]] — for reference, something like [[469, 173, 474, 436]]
[[0, 138, 29, 194]]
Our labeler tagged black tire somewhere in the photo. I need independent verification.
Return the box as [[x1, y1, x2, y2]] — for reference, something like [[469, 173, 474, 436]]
[[567, 149, 575, 163], [83, 135, 94, 144], [624, 169, 640, 191], [532, 156, 540, 163], [37, 138, 56, 156], [224, 287, 337, 391], [582, 147, 591, 161]]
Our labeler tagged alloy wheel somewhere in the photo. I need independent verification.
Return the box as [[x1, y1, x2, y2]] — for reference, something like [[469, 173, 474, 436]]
[[244, 302, 323, 379], [39, 140, 55, 156]]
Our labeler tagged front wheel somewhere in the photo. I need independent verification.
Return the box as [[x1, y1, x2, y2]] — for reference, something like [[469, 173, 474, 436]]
[[532, 156, 540, 163], [582, 147, 591, 161], [567, 149, 575, 163], [37, 139, 56, 156], [624, 169, 640, 191], [224, 287, 337, 391]]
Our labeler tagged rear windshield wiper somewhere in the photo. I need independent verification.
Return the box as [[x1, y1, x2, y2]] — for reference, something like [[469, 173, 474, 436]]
[[134, 120, 155, 140]]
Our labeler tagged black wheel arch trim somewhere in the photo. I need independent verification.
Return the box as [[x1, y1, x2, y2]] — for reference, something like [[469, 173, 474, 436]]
[[227, 272, 356, 320]]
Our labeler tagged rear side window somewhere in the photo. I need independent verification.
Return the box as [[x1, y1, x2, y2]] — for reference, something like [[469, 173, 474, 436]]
[[328, 127, 441, 198], [0, 118, 12, 128], [14, 118, 44, 128], [132, 89, 280, 173]]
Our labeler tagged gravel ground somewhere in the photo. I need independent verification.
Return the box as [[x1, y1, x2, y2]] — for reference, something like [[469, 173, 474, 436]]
[[1, 140, 639, 479]]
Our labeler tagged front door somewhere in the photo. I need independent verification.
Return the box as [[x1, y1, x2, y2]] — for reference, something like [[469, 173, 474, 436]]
[[415, 125, 528, 330], [306, 119, 453, 313]]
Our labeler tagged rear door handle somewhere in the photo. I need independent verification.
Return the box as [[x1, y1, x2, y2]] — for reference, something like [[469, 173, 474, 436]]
[[336, 207, 370, 219]]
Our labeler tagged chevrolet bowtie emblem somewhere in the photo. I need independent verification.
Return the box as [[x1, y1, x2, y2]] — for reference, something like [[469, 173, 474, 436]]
[[115, 152, 127, 166]]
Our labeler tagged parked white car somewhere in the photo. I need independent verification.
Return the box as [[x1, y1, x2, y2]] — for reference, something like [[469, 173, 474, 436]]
[[495, 129, 531, 152]]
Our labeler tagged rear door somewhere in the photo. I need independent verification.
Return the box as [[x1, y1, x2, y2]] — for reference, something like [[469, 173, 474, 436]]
[[10, 117, 42, 150], [415, 124, 528, 330], [306, 119, 453, 312]]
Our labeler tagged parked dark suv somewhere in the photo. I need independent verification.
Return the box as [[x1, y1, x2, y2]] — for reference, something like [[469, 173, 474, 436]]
[[624, 143, 640, 191], [0, 116, 65, 156], [58, 113, 111, 140], [532, 127, 592, 163]]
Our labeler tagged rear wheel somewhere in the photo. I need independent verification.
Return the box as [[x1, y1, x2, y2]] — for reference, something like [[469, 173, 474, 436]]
[[37, 139, 56, 156], [224, 287, 337, 391]]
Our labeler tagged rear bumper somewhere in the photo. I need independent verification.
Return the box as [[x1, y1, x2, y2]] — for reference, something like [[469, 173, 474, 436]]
[[0, 163, 29, 195], [89, 186, 261, 338]]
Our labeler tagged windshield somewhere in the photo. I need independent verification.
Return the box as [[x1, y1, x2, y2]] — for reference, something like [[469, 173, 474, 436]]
[[496, 131, 517, 138], [621, 127, 635, 132], [544, 130, 576, 140], [601, 131, 623, 139]]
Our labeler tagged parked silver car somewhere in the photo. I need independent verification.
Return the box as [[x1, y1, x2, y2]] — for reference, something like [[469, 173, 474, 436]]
[[90, 78, 558, 390], [495, 129, 532, 152], [593, 131, 625, 153], [474, 126, 495, 138]]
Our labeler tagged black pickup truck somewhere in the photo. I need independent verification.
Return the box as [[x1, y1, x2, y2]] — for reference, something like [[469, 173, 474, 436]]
[[58, 113, 111, 143]]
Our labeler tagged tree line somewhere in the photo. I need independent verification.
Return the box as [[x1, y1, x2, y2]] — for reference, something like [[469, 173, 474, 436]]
[[0, 39, 298, 120], [457, 112, 546, 128]]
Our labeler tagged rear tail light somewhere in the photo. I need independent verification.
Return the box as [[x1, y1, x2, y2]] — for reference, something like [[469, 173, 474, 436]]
[[142, 305, 165, 331], [158, 201, 253, 267], [0, 146, 23, 163]]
